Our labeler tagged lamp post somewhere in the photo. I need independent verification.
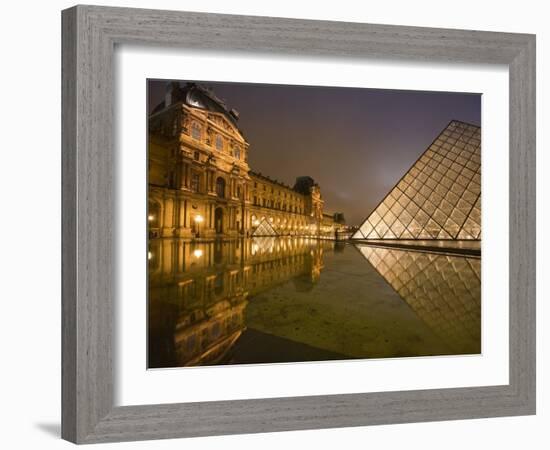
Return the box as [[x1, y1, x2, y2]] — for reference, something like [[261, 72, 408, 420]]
[[194, 214, 204, 238], [147, 213, 155, 238]]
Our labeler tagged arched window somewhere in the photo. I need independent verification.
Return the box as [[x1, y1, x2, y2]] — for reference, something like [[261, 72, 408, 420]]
[[191, 122, 201, 140], [215, 134, 223, 150], [234, 147, 241, 159], [216, 177, 226, 198]]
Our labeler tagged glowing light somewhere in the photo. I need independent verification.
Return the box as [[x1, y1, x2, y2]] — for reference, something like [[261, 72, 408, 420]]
[[193, 249, 203, 258], [147, 214, 154, 222], [147, 251, 153, 260], [194, 214, 204, 223]]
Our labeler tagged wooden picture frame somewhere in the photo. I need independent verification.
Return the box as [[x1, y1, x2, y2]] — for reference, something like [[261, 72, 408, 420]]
[[61, 5, 536, 443]]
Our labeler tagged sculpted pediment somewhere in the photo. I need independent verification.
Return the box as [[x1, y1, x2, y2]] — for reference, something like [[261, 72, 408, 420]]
[[208, 113, 243, 140]]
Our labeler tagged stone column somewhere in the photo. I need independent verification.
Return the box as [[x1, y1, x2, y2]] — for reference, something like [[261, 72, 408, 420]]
[[162, 197, 174, 237], [184, 164, 189, 188], [178, 198, 186, 235]]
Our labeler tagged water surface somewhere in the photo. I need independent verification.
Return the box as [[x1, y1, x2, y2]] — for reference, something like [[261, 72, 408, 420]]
[[148, 237, 481, 368]]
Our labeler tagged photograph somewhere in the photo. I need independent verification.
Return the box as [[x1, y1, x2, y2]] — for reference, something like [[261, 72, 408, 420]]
[[1, 0, 542, 447], [146, 80, 482, 368]]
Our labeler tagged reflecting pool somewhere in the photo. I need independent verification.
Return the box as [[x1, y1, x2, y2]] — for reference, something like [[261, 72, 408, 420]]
[[148, 237, 481, 368]]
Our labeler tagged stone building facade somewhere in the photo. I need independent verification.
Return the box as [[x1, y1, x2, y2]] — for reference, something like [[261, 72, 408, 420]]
[[148, 82, 343, 240]]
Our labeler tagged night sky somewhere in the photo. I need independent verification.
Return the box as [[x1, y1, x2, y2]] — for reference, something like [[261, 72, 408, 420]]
[[148, 80, 481, 226]]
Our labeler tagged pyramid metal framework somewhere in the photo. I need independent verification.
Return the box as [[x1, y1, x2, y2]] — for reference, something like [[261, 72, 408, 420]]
[[251, 218, 278, 237], [353, 120, 481, 240]]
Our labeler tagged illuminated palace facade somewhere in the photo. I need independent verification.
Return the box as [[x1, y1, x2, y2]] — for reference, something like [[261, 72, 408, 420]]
[[148, 82, 344, 240]]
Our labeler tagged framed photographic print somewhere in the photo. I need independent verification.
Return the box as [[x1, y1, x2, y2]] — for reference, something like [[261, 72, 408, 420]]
[[62, 5, 536, 444]]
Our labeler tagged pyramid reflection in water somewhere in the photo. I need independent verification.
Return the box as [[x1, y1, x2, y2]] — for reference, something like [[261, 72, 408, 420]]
[[356, 245, 481, 354], [353, 120, 481, 240]]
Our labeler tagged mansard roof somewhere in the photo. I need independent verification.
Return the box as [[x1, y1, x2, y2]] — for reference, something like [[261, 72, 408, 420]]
[[152, 82, 241, 128]]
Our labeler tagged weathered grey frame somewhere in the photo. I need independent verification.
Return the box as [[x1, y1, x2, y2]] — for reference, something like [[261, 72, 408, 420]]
[[62, 4, 536, 444]]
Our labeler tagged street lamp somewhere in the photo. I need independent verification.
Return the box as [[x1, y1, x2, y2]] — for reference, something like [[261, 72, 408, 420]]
[[194, 214, 204, 238]]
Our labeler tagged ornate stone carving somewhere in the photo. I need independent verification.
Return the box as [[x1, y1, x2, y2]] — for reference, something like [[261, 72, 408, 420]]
[[181, 111, 190, 133]]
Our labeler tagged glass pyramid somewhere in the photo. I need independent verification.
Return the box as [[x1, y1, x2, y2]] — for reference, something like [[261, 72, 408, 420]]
[[353, 120, 481, 240], [357, 245, 481, 354], [252, 218, 278, 237]]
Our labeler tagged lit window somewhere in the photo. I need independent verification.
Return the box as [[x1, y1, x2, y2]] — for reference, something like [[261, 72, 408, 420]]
[[191, 122, 201, 140], [216, 135, 223, 150]]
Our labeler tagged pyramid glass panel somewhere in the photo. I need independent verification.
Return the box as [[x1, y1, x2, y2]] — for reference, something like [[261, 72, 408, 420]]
[[353, 121, 481, 240], [252, 218, 278, 237]]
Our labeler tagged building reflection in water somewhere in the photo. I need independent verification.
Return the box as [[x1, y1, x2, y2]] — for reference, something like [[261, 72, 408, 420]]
[[148, 237, 481, 368], [355, 245, 481, 354], [148, 237, 328, 367]]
